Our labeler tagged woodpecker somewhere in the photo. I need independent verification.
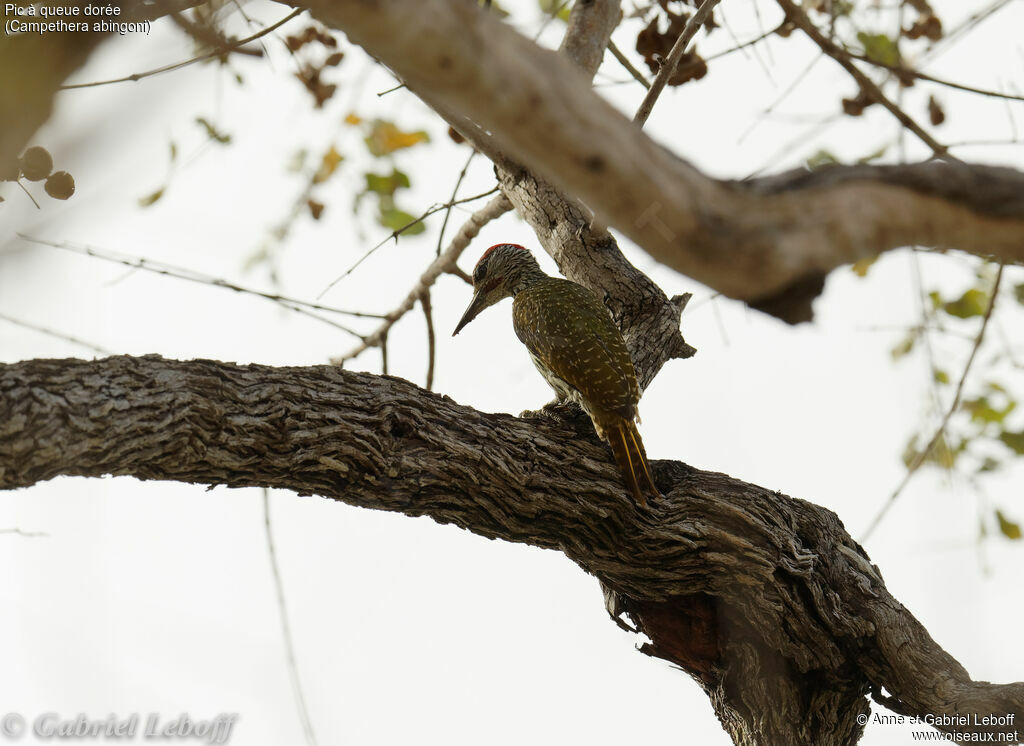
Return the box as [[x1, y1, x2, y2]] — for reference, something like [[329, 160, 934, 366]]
[[452, 243, 659, 506]]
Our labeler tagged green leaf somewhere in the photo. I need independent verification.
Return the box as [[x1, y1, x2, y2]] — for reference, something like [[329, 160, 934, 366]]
[[962, 396, 1016, 425], [901, 432, 958, 469], [977, 457, 1001, 474], [537, 0, 570, 21], [806, 149, 839, 169], [998, 430, 1024, 455], [138, 187, 165, 207], [482, 0, 510, 17], [933, 369, 950, 385], [287, 148, 307, 174], [890, 329, 917, 360], [379, 207, 425, 235], [195, 117, 231, 145], [928, 290, 943, 310], [942, 287, 989, 318], [1013, 283, 1024, 305], [364, 169, 411, 197], [996, 510, 1022, 540], [857, 32, 900, 66], [855, 144, 889, 164]]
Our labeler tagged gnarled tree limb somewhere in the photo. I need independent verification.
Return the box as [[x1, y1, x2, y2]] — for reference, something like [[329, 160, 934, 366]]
[[1, 355, 1021, 746]]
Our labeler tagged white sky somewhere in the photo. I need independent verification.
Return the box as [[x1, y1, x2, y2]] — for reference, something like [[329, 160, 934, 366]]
[[1, 1, 1022, 744]]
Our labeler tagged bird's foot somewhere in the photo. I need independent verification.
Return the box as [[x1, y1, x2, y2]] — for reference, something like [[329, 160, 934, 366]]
[[520, 401, 593, 437], [519, 400, 577, 419]]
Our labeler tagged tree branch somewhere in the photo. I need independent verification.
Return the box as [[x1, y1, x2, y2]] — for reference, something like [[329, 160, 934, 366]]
[[303, 0, 1024, 324], [633, 0, 720, 127], [2, 355, 1021, 745]]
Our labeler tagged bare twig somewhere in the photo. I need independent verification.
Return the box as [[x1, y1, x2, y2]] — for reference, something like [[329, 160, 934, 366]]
[[262, 490, 318, 746], [0, 311, 113, 355], [861, 263, 1005, 542], [170, 11, 263, 57], [922, 0, 1014, 62], [333, 193, 512, 365], [316, 187, 499, 300], [421, 289, 436, 390], [18, 235, 368, 339], [0, 527, 49, 538], [633, 0, 722, 127], [16, 180, 41, 210], [436, 151, 478, 257], [845, 51, 1024, 104], [607, 40, 651, 89], [739, 51, 824, 143], [775, 0, 950, 158], [61, 8, 304, 90]]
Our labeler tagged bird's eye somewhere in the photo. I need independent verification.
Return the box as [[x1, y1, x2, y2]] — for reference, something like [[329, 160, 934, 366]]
[[473, 262, 487, 282]]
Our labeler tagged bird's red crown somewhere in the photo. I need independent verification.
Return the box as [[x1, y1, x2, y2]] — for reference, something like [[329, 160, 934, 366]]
[[476, 242, 527, 268]]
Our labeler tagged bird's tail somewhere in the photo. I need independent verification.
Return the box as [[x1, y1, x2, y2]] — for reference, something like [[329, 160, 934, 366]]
[[607, 420, 660, 507]]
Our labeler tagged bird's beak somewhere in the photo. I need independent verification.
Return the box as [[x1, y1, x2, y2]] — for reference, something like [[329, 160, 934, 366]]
[[452, 289, 488, 336]]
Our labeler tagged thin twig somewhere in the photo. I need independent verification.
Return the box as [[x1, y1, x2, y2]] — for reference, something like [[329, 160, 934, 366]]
[[61, 8, 304, 90], [633, 0, 722, 127], [0, 311, 113, 355], [436, 151, 477, 256], [0, 527, 49, 538], [18, 234, 368, 339], [921, 0, 1014, 63], [262, 490, 318, 746], [316, 187, 499, 300], [16, 180, 41, 210], [607, 40, 651, 89], [739, 51, 824, 143], [333, 193, 512, 365], [376, 82, 406, 97], [170, 11, 263, 57], [421, 289, 436, 390], [861, 263, 1005, 542], [775, 0, 950, 158], [844, 51, 1024, 104]]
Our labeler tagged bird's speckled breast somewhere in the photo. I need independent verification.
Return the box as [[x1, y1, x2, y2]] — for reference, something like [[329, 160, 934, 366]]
[[511, 278, 639, 421]]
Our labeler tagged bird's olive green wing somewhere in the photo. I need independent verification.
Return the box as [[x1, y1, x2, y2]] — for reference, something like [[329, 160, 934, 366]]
[[512, 279, 638, 419]]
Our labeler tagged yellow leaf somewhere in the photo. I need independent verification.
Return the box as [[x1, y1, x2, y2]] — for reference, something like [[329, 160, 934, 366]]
[[996, 510, 1022, 540], [344, 112, 362, 125], [364, 120, 430, 156], [851, 254, 879, 277], [313, 146, 344, 185]]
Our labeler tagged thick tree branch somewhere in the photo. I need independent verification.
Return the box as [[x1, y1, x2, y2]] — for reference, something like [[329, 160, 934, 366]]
[[304, 0, 1024, 323], [2, 356, 1021, 745]]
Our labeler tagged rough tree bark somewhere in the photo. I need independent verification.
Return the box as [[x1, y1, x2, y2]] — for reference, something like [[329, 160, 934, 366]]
[[1, 356, 1021, 746]]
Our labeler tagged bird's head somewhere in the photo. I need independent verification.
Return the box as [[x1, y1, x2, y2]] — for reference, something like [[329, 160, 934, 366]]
[[452, 243, 538, 336]]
